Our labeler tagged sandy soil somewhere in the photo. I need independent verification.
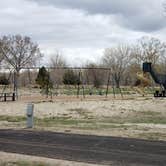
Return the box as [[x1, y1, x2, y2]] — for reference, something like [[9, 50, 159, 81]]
[[0, 97, 165, 118], [0, 96, 166, 141]]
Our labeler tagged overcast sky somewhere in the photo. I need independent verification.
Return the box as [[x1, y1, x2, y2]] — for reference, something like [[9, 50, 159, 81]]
[[0, 0, 165, 65]]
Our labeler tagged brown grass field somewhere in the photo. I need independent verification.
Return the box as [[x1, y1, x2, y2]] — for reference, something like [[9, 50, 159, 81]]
[[0, 89, 166, 166]]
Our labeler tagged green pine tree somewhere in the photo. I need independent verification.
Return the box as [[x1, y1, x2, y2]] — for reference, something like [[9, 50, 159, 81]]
[[36, 66, 53, 97]]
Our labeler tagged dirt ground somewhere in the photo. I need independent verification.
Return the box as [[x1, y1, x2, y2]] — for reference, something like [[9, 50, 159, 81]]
[[0, 95, 166, 165], [0, 95, 165, 118], [0, 95, 166, 140]]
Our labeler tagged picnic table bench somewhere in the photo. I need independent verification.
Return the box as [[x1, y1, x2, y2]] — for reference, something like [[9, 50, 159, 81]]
[[0, 93, 15, 102]]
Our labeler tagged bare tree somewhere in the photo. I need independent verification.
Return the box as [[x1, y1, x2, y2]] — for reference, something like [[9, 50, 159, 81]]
[[102, 45, 131, 88], [49, 51, 66, 68], [138, 36, 166, 64], [0, 35, 43, 96], [85, 63, 104, 89], [130, 45, 142, 65], [0, 49, 4, 67], [48, 52, 67, 87]]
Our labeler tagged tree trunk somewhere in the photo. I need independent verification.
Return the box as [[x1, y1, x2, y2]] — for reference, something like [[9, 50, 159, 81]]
[[115, 78, 120, 88], [14, 71, 20, 99], [113, 74, 120, 89]]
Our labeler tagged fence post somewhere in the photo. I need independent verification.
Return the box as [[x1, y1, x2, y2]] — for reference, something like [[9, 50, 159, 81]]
[[4, 93, 6, 102], [12, 93, 15, 101]]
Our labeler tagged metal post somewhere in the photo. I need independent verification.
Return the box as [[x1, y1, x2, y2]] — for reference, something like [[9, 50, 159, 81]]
[[77, 71, 81, 98], [4, 93, 6, 102], [26, 103, 34, 128], [12, 93, 15, 101]]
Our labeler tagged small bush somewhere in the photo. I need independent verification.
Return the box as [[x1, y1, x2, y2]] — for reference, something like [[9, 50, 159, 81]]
[[63, 69, 81, 85], [0, 75, 10, 85]]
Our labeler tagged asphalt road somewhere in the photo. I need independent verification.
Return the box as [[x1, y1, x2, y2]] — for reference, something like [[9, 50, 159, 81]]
[[0, 129, 166, 166]]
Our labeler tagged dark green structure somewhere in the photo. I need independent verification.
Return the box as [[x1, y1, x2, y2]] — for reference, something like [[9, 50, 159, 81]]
[[143, 62, 166, 97]]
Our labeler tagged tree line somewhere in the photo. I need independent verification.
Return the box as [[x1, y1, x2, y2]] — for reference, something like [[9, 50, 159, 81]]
[[0, 34, 166, 93]]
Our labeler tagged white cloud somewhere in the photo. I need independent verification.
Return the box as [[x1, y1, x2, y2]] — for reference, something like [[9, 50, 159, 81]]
[[33, 0, 166, 32], [0, 0, 165, 65]]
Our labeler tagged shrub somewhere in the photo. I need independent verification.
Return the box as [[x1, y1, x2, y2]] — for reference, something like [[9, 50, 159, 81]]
[[63, 70, 81, 85], [0, 75, 10, 85]]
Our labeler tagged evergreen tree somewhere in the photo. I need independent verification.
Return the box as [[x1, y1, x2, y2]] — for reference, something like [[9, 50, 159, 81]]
[[36, 66, 53, 97]]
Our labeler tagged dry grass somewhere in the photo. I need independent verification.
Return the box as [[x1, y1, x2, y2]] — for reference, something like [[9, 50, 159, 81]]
[[0, 96, 166, 141]]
